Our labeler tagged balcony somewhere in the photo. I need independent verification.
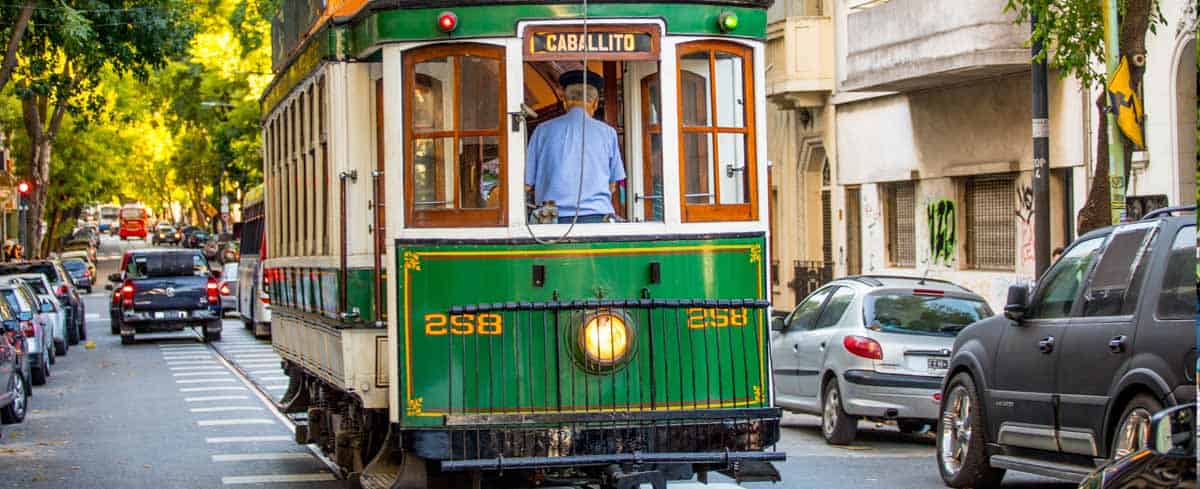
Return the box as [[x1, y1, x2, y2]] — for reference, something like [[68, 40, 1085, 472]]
[[842, 0, 1029, 93], [766, 16, 835, 109]]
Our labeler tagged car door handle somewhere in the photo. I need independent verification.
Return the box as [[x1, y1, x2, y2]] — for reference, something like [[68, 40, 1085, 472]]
[[819, 341, 826, 350], [792, 344, 799, 352], [1108, 335, 1128, 354], [1038, 336, 1056, 354]]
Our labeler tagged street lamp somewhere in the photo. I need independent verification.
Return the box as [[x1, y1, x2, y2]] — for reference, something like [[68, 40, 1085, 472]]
[[17, 180, 30, 257]]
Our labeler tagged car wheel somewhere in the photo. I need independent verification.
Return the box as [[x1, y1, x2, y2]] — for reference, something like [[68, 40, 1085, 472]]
[[936, 373, 1004, 488], [821, 380, 857, 445], [242, 318, 252, 330], [110, 316, 120, 335], [77, 316, 86, 342], [48, 344, 56, 365], [66, 312, 79, 345], [120, 333, 134, 345], [202, 320, 221, 343], [55, 338, 67, 356], [1, 373, 27, 424], [30, 355, 47, 386], [1111, 393, 1162, 458]]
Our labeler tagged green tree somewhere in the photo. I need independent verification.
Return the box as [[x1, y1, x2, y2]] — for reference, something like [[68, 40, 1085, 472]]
[[1005, 0, 1167, 234], [0, 0, 37, 93], [10, 1, 195, 255]]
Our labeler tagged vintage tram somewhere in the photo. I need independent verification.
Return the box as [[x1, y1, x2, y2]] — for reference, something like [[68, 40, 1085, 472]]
[[259, 1, 782, 487]]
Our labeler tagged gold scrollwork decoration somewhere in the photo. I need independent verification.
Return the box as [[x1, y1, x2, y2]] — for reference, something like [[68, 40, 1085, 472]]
[[403, 252, 422, 271]]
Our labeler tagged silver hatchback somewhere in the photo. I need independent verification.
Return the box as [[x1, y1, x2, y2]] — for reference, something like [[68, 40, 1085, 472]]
[[770, 275, 992, 444]]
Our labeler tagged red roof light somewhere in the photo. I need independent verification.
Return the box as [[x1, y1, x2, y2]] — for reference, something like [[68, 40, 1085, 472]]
[[437, 11, 458, 33]]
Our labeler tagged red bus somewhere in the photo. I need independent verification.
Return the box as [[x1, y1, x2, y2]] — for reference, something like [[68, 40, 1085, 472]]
[[118, 205, 150, 240]]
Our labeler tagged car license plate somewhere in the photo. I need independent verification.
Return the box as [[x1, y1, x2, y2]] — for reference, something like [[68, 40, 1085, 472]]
[[928, 358, 949, 370], [154, 311, 185, 319]]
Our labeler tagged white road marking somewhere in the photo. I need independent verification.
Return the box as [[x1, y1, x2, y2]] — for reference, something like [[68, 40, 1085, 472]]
[[85, 313, 101, 320], [160, 344, 204, 349], [186, 395, 250, 402], [197, 418, 275, 427], [179, 386, 247, 392], [233, 363, 280, 368], [206, 435, 292, 443], [174, 372, 232, 377], [166, 360, 218, 365], [211, 452, 312, 462], [160, 346, 207, 352], [163, 355, 213, 360], [257, 376, 289, 382], [222, 347, 274, 351], [263, 385, 288, 390], [247, 369, 283, 375], [190, 406, 265, 413], [170, 366, 226, 371], [176, 378, 238, 384], [233, 354, 279, 359], [221, 474, 336, 485]]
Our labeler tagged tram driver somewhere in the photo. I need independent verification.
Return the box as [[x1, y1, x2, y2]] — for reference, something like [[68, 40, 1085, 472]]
[[524, 70, 626, 224]]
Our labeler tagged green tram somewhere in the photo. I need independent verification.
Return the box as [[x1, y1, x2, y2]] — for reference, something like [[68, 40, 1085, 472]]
[[259, 1, 782, 486]]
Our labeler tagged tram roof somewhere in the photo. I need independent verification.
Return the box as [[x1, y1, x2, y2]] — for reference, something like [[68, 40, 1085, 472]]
[[358, 0, 773, 13]]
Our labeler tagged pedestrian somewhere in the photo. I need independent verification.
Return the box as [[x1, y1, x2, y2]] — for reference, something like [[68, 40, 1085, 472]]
[[524, 69, 626, 224]]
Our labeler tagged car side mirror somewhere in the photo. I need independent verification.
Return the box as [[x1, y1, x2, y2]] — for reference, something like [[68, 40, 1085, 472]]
[[770, 316, 786, 332], [1003, 284, 1029, 322], [1151, 403, 1196, 458], [108, 272, 122, 283]]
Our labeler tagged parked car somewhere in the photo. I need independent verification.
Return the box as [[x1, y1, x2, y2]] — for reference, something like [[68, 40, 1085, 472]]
[[219, 262, 238, 315], [60, 257, 94, 294], [110, 249, 223, 344], [0, 261, 85, 345], [0, 283, 52, 385], [1077, 403, 1196, 489], [35, 294, 66, 359], [108, 251, 134, 335], [10, 274, 68, 357], [152, 224, 181, 246], [771, 275, 992, 444], [936, 210, 1196, 487], [181, 227, 210, 249], [0, 300, 30, 427]]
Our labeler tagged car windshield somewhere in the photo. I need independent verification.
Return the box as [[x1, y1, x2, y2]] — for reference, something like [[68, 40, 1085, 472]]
[[19, 278, 49, 295], [62, 260, 87, 273], [865, 292, 992, 336], [126, 252, 210, 278]]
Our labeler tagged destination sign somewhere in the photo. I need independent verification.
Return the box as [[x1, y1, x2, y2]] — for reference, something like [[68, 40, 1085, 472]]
[[525, 25, 659, 61]]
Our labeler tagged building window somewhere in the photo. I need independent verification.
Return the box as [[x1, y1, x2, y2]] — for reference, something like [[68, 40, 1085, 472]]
[[883, 181, 915, 267], [677, 41, 758, 222], [965, 175, 1016, 271]]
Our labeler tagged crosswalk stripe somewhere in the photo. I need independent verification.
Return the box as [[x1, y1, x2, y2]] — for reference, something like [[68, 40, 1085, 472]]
[[197, 419, 275, 427], [163, 355, 212, 360], [206, 436, 292, 443], [247, 369, 283, 375], [211, 453, 312, 462], [221, 474, 336, 484], [176, 378, 237, 384], [166, 360, 218, 366], [186, 395, 249, 402], [233, 354, 279, 359], [179, 386, 247, 392], [257, 376, 289, 382], [170, 366, 226, 371], [263, 385, 288, 390], [173, 372, 232, 377], [190, 406, 265, 413]]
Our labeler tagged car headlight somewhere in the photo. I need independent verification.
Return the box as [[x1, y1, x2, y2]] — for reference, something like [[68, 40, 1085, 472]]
[[579, 312, 631, 367]]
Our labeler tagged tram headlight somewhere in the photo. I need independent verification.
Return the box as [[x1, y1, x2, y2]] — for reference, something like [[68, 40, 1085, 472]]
[[580, 312, 630, 367]]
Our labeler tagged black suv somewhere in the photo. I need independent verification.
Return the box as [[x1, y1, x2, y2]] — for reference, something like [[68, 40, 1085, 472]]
[[937, 209, 1196, 487], [112, 249, 223, 344]]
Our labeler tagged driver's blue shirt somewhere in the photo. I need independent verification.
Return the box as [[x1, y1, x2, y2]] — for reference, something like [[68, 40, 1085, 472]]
[[525, 108, 626, 217]]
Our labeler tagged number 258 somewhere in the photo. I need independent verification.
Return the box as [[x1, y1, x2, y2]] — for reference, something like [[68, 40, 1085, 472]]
[[424, 313, 503, 336]]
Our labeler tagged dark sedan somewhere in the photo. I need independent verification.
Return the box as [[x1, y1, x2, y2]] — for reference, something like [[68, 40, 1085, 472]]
[[61, 258, 93, 294]]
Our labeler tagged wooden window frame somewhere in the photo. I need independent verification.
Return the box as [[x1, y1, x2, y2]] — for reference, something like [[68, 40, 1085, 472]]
[[675, 40, 758, 223], [402, 43, 508, 228], [640, 72, 662, 221]]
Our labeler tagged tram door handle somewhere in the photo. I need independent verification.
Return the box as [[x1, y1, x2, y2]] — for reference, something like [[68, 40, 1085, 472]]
[[725, 164, 746, 178]]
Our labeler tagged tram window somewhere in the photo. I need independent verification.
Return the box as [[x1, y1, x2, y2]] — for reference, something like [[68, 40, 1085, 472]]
[[404, 44, 506, 227], [677, 41, 757, 222]]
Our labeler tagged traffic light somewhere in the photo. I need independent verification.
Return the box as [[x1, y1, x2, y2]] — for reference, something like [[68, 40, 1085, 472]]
[[16, 181, 29, 196]]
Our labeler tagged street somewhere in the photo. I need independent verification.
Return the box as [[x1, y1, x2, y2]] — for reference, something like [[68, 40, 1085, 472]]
[[0, 236, 1076, 489]]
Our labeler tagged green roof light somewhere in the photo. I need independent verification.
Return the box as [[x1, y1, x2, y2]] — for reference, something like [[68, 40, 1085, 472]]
[[718, 12, 739, 32]]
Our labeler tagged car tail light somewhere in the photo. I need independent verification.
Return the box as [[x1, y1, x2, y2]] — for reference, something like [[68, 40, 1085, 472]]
[[20, 320, 34, 337], [121, 281, 134, 308], [206, 278, 219, 305], [57, 284, 69, 296], [219, 283, 232, 296], [912, 288, 945, 296], [843, 335, 883, 360]]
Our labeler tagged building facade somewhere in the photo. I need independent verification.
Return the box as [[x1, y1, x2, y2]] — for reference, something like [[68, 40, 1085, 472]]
[[767, 0, 1197, 310]]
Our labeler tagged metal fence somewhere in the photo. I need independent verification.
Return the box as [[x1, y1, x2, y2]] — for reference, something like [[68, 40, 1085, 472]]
[[789, 260, 831, 304]]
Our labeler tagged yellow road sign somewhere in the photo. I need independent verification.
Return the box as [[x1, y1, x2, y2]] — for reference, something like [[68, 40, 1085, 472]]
[[1107, 56, 1145, 148]]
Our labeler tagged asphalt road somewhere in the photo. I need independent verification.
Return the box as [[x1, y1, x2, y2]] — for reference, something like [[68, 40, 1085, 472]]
[[0, 235, 1078, 489]]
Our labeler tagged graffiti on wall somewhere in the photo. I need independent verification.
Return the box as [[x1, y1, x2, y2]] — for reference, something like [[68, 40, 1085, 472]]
[[1016, 185, 1035, 269], [927, 199, 956, 266]]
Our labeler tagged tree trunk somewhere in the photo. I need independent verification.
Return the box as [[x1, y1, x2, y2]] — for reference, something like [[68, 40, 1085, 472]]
[[1078, 94, 1113, 235], [0, 0, 35, 93], [26, 137, 50, 256]]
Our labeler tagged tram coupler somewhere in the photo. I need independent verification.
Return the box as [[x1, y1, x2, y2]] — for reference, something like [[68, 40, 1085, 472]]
[[603, 464, 666, 489]]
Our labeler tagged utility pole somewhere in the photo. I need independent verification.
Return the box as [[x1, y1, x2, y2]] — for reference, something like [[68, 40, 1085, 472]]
[[1031, 12, 1051, 277], [1102, 0, 1126, 224]]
